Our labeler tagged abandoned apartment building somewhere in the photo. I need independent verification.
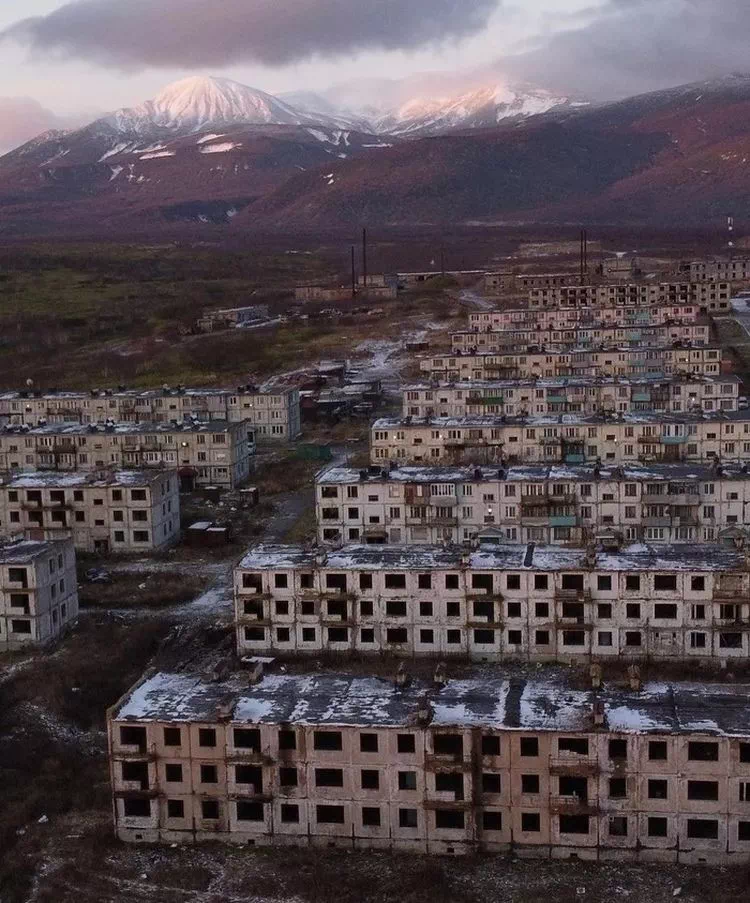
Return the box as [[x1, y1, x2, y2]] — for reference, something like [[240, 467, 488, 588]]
[[0, 470, 180, 553], [467, 303, 703, 332], [369, 411, 750, 467], [527, 282, 733, 313], [681, 257, 750, 284], [0, 386, 301, 441], [451, 321, 711, 354], [314, 461, 750, 547], [234, 542, 750, 663], [109, 668, 750, 863], [0, 420, 254, 490], [0, 536, 78, 651], [402, 376, 740, 419], [419, 345, 726, 382], [483, 271, 589, 294]]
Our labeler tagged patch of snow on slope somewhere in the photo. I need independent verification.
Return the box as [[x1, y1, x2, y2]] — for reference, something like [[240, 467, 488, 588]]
[[199, 142, 241, 154], [109, 165, 124, 181], [98, 142, 132, 162], [196, 133, 226, 144], [39, 148, 70, 166], [139, 151, 175, 160]]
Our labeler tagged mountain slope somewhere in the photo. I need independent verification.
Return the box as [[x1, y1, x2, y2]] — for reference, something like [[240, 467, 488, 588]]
[[3, 74, 750, 235]]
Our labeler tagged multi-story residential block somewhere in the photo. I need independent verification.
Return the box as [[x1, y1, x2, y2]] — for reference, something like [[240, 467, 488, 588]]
[[234, 542, 750, 662], [370, 411, 750, 467], [451, 321, 711, 354], [0, 386, 301, 442], [0, 537, 78, 651], [419, 346, 725, 382], [0, 421, 253, 490], [528, 282, 732, 312], [467, 304, 701, 332], [108, 667, 750, 862], [402, 376, 740, 419], [0, 470, 180, 553], [682, 258, 750, 284], [315, 462, 750, 547]]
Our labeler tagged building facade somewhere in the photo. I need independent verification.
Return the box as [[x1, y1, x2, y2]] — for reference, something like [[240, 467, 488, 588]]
[[315, 462, 750, 547], [0, 470, 180, 553], [467, 304, 700, 332], [451, 321, 711, 354], [528, 283, 732, 312], [370, 412, 750, 467], [418, 346, 725, 382], [402, 377, 739, 419], [0, 537, 78, 651], [234, 543, 750, 663], [0, 387, 301, 442], [0, 421, 253, 490], [109, 669, 750, 862], [683, 258, 750, 284]]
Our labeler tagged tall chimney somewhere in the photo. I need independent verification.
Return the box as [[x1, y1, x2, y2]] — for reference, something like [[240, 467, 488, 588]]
[[351, 245, 356, 299], [362, 228, 368, 289]]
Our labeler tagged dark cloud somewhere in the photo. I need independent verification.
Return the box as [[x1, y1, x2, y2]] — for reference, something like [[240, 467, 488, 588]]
[[507, 0, 750, 101], [3, 0, 501, 69], [0, 98, 63, 153]]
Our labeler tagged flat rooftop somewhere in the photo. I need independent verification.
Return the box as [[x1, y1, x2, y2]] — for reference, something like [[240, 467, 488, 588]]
[[112, 671, 750, 737], [404, 374, 739, 391], [0, 538, 68, 564], [420, 345, 723, 360], [0, 386, 285, 402], [0, 420, 238, 436], [316, 462, 749, 486], [237, 542, 745, 573], [0, 469, 171, 489], [372, 410, 750, 429]]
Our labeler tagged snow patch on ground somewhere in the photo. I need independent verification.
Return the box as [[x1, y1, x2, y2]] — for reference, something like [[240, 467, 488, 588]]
[[98, 142, 132, 162], [196, 133, 226, 144], [109, 165, 124, 181], [139, 151, 175, 160], [200, 142, 241, 154]]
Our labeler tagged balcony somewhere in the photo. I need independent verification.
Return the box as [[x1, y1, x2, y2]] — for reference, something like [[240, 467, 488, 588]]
[[642, 516, 671, 528], [662, 435, 688, 445], [564, 453, 586, 464], [550, 515, 578, 528]]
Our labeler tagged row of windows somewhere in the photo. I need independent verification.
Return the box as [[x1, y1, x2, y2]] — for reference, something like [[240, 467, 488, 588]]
[[119, 797, 750, 842], [245, 571, 709, 593], [244, 625, 746, 651], [118, 725, 750, 764]]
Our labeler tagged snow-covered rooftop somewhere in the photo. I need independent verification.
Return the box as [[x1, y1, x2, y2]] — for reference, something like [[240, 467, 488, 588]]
[[372, 410, 750, 429], [316, 462, 749, 486], [403, 374, 739, 391], [113, 671, 750, 737], [0, 420, 237, 436], [0, 469, 168, 489], [237, 542, 744, 573]]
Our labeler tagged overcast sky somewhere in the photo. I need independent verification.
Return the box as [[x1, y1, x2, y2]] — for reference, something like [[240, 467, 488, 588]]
[[0, 0, 748, 144]]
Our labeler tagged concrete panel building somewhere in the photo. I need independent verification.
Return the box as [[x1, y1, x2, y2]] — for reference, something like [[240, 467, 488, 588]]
[[314, 462, 750, 547], [0, 421, 253, 490], [528, 282, 732, 312], [234, 542, 750, 663], [370, 411, 750, 467], [0, 470, 180, 553], [467, 305, 701, 332], [402, 376, 740, 419], [108, 668, 750, 862], [451, 321, 711, 354], [0, 386, 301, 442], [418, 346, 725, 382], [0, 537, 78, 651], [682, 258, 750, 284]]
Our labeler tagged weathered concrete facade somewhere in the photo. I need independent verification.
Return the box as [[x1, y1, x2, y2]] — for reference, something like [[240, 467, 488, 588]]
[[0, 386, 301, 441], [234, 543, 750, 663], [451, 321, 711, 354], [0, 470, 180, 553], [528, 282, 732, 312], [370, 411, 750, 467], [0, 420, 253, 489], [314, 462, 750, 547], [468, 304, 701, 332], [109, 669, 750, 862], [0, 537, 78, 651], [402, 376, 739, 419], [418, 345, 725, 382]]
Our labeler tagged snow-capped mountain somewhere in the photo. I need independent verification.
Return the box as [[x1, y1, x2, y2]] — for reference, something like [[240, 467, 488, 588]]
[[374, 83, 577, 137], [102, 75, 367, 135]]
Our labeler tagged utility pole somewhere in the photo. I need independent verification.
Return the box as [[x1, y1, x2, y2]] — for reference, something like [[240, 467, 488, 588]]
[[351, 245, 356, 299], [362, 228, 368, 289]]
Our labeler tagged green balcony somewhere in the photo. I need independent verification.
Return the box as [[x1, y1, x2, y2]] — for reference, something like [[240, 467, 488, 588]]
[[564, 453, 586, 464], [662, 435, 688, 445], [550, 515, 578, 528], [633, 392, 652, 402]]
